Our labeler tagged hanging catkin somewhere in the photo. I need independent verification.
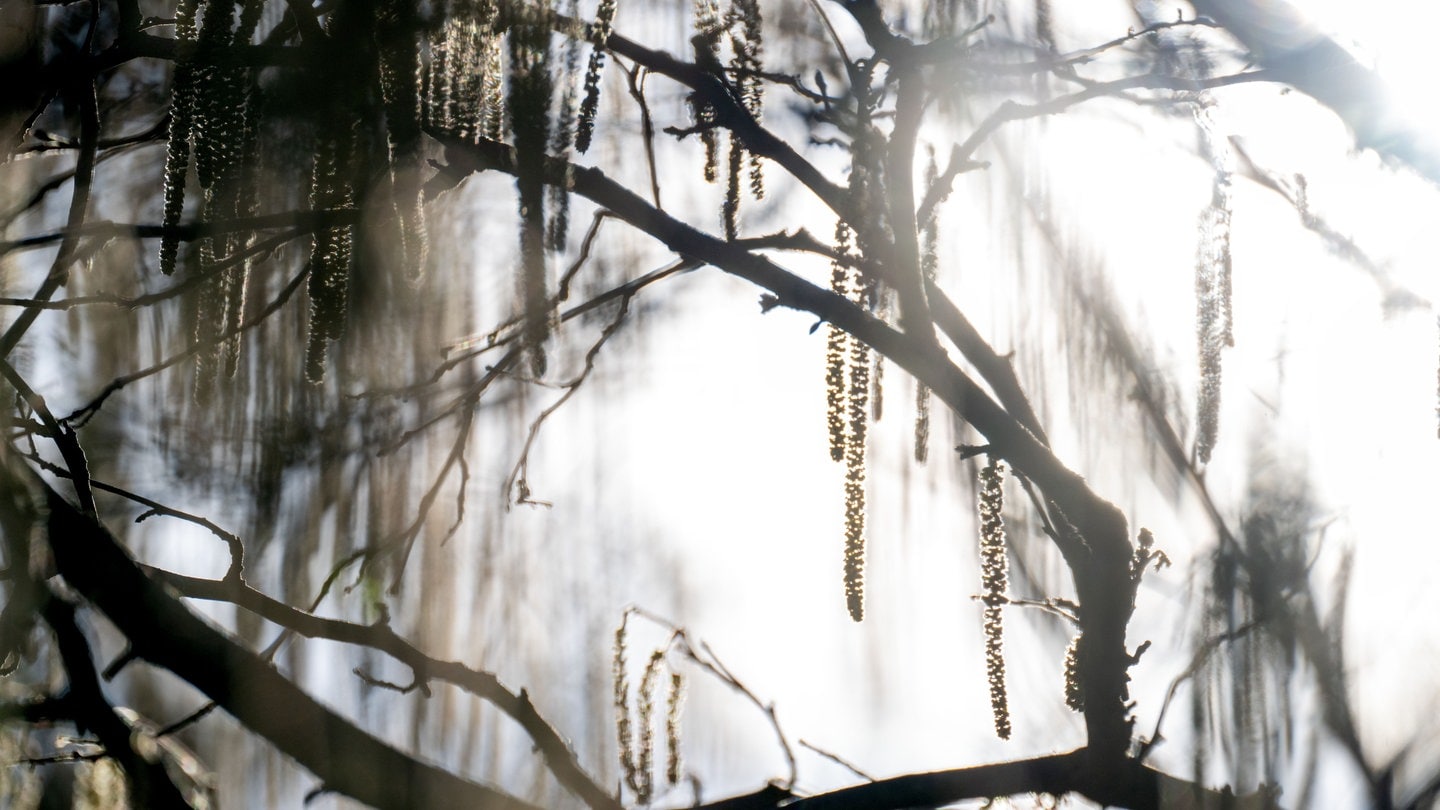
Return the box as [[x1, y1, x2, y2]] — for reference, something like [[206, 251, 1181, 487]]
[[728, 0, 763, 199], [842, 331, 869, 622], [978, 458, 1011, 738], [1194, 100, 1233, 464], [575, 0, 618, 153], [691, 0, 721, 184], [822, 220, 869, 621], [159, 0, 202, 276], [304, 126, 357, 383]]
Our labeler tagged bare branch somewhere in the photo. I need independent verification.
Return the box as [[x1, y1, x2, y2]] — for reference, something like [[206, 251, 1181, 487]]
[[15, 461, 545, 810], [147, 568, 618, 810]]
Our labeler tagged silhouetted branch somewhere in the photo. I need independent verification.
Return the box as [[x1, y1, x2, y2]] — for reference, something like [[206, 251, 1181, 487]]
[[798, 739, 874, 782], [14, 462, 545, 810], [436, 132, 1143, 758], [0, 14, 102, 359], [147, 568, 620, 810], [505, 288, 633, 508], [41, 596, 193, 809], [1193, 0, 1440, 185], [21, 455, 245, 580]]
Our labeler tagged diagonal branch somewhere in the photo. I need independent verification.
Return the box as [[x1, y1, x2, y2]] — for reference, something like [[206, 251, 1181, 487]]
[[1193, 0, 1440, 186], [146, 569, 620, 810], [550, 14, 850, 217], [40, 596, 194, 809], [7, 458, 545, 810], [434, 133, 1141, 758]]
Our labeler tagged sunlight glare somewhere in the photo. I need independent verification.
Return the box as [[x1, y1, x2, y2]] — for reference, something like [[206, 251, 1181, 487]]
[[1298, 0, 1440, 150]]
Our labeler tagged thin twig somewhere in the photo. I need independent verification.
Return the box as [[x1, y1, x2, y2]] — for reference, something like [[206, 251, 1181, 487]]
[[799, 739, 875, 782], [504, 292, 632, 509], [627, 607, 799, 791]]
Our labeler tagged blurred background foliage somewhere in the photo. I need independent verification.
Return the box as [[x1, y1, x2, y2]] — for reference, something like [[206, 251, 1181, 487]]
[[2, 0, 1438, 806]]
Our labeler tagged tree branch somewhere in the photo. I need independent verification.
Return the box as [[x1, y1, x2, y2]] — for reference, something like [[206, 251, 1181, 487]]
[[146, 569, 619, 810], [7, 459, 545, 810], [695, 747, 1278, 810], [435, 133, 1141, 759]]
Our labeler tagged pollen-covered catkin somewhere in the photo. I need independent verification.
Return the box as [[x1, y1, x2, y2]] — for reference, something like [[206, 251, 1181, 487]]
[[575, 0, 618, 153], [841, 303, 870, 622], [304, 127, 357, 383], [722, 137, 743, 239], [665, 671, 684, 786], [1194, 101, 1233, 464], [692, 0, 721, 184], [635, 649, 664, 804], [821, 218, 870, 623], [613, 623, 639, 795], [159, 0, 202, 276], [730, 0, 764, 199], [978, 459, 1010, 738]]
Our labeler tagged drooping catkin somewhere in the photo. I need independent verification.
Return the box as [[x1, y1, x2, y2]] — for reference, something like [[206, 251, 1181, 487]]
[[1194, 100, 1232, 464], [305, 126, 357, 383], [575, 0, 618, 153], [722, 135, 743, 240], [612, 623, 640, 796], [451, 17, 484, 139], [191, 47, 257, 398], [423, 0, 502, 141], [728, 0, 763, 199], [821, 221, 869, 621], [692, 0, 721, 184], [215, 48, 264, 378], [159, 0, 202, 276], [984, 605, 1010, 738], [842, 283, 870, 622], [978, 458, 1010, 738], [664, 671, 684, 786], [842, 446, 867, 622], [191, 0, 239, 187], [636, 649, 665, 805]]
